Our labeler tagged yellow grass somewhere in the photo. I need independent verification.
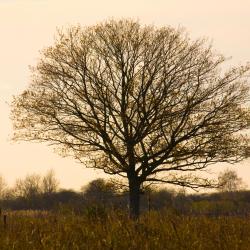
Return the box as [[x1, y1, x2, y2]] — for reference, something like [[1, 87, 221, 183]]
[[0, 210, 249, 249]]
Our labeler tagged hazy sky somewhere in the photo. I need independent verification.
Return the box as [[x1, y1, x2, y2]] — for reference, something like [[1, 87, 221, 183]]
[[1, 0, 250, 190]]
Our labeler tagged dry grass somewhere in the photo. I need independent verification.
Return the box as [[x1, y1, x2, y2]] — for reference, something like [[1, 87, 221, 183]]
[[0, 210, 249, 249]]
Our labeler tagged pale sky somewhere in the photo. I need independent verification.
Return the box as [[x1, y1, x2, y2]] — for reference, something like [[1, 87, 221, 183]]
[[1, 0, 250, 190]]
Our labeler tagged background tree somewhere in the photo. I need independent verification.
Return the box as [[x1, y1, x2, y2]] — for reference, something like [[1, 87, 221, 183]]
[[0, 175, 7, 199], [12, 20, 250, 218], [82, 178, 118, 205], [14, 174, 42, 199], [218, 168, 247, 192], [41, 169, 59, 195]]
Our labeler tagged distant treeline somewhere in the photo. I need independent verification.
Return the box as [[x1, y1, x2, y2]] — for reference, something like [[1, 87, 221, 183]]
[[0, 175, 250, 217]]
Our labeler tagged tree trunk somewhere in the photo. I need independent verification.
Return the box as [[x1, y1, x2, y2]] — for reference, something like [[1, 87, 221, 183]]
[[128, 177, 140, 219]]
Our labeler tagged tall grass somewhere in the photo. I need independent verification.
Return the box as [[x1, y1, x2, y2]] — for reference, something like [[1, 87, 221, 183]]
[[0, 209, 249, 249]]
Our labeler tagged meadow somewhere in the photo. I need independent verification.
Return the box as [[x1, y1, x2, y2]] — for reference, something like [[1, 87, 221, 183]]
[[0, 209, 249, 250]]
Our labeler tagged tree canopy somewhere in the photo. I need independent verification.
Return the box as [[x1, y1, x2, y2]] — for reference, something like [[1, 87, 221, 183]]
[[12, 19, 250, 218]]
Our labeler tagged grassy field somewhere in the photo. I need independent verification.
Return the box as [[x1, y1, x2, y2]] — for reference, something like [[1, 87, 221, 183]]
[[0, 210, 249, 249]]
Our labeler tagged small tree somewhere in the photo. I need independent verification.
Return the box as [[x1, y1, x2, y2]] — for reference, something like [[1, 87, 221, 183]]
[[0, 176, 7, 199], [218, 169, 247, 192], [14, 174, 42, 199], [42, 169, 59, 194], [82, 178, 117, 205], [12, 20, 250, 218]]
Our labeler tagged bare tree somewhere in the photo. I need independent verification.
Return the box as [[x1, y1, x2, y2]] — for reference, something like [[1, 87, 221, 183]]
[[14, 174, 42, 199], [42, 169, 59, 194], [0, 175, 7, 199], [218, 168, 247, 192], [12, 20, 250, 218]]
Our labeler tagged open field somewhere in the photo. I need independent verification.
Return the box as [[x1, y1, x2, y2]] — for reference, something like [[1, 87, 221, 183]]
[[0, 210, 250, 249]]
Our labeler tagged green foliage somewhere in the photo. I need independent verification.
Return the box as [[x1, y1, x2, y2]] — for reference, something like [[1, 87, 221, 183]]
[[0, 210, 249, 249]]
